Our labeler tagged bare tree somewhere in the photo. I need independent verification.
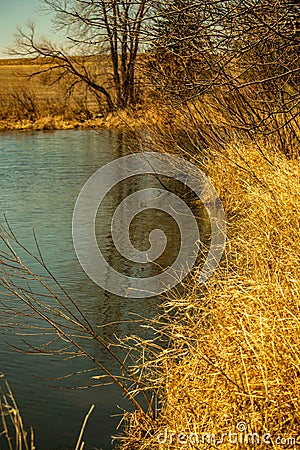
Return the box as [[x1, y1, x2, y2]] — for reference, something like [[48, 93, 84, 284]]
[[12, 0, 151, 111]]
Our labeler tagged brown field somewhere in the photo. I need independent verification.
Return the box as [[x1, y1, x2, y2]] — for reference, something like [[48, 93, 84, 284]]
[[0, 58, 60, 106], [0, 56, 121, 131]]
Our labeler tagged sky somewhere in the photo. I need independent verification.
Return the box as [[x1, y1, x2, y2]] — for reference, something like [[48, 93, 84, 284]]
[[0, 0, 55, 58]]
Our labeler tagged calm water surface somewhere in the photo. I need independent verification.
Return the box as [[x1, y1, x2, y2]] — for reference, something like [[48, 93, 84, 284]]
[[0, 130, 168, 450], [0, 130, 207, 450]]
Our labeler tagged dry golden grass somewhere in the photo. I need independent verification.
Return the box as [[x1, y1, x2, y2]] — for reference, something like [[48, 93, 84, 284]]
[[0, 374, 35, 450], [0, 59, 67, 108], [117, 138, 300, 449]]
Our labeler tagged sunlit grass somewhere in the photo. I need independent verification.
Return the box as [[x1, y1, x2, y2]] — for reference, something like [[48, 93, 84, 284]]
[[117, 138, 300, 449]]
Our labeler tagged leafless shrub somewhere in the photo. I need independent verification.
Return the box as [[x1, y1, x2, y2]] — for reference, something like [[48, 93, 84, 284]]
[[148, 0, 300, 156], [9, 88, 39, 121]]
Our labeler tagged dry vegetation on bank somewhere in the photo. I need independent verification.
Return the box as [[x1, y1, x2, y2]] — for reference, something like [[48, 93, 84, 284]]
[[116, 133, 300, 449]]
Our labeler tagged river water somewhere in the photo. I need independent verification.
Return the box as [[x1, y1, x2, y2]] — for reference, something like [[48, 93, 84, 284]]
[[0, 130, 176, 450], [0, 129, 207, 450]]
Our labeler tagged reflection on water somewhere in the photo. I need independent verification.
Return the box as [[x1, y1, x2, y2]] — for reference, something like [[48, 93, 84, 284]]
[[0, 130, 208, 450]]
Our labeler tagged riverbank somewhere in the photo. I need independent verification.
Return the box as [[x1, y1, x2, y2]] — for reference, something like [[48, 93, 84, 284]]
[[0, 115, 124, 132], [116, 137, 300, 449], [0, 108, 160, 132]]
